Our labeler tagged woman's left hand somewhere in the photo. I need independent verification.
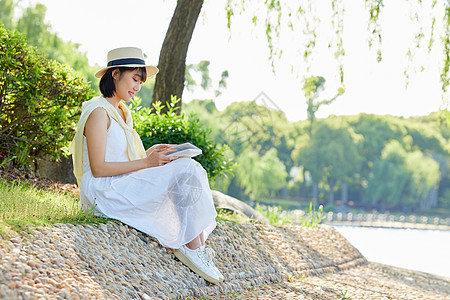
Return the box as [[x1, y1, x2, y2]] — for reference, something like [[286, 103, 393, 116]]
[[146, 144, 175, 157]]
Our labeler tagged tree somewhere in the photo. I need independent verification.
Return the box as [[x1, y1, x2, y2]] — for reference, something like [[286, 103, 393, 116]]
[[366, 140, 441, 212], [2, 0, 99, 91], [16, 4, 49, 47], [299, 120, 362, 205], [153, 0, 204, 114], [348, 114, 407, 202], [185, 61, 229, 97], [0, 0, 13, 30], [365, 141, 411, 211], [302, 76, 344, 136], [234, 148, 288, 200]]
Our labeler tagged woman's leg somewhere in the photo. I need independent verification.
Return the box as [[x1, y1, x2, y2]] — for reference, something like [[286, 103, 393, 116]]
[[186, 232, 204, 249]]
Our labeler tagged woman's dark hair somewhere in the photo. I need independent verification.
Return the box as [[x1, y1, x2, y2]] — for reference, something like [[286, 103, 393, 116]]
[[99, 67, 147, 97]]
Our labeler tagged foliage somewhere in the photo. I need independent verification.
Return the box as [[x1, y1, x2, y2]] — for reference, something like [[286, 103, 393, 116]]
[[216, 208, 251, 224], [301, 202, 324, 228], [0, 25, 94, 166], [366, 140, 441, 211], [348, 114, 407, 182], [298, 120, 363, 203], [130, 96, 234, 181], [218, 100, 295, 170], [186, 60, 211, 91], [0, 0, 14, 30], [440, 2, 450, 94], [0, 180, 107, 237], [439, 189, 450, 209], [302, 76, 345, 136], [235, 148, 288, 200], [3, 1, 99, 92], [255, 203, 291, 226], [185, 61, 229, 97], [185, 99, 449, 212]]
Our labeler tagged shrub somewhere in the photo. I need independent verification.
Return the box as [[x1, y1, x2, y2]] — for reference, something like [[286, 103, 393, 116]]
[[0, 25, 94, 166], [130, 96, 235, 181]]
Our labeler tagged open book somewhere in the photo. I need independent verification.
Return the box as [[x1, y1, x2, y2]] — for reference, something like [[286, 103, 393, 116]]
[[165, 142, 202, 158]]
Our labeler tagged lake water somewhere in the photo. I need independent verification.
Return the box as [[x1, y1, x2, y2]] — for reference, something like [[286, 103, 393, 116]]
[[331, 224, 450, 278]]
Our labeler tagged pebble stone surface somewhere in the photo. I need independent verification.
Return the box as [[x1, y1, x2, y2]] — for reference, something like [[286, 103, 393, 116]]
[[0, 221, 448, 299]]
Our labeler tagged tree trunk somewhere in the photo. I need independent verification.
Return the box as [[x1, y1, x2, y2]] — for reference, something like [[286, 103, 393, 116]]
[[153, 0, 204, 114], [312, 182, 318, 204], [421, 186, 439, 209], [341, 180, 348, 205], [328, 177, 336, 205], [299, 168, 307, 200]]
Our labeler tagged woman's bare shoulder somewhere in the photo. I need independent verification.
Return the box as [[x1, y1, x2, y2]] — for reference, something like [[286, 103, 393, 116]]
[[89, 106, 108, 118], [85, 107, 110, 133]]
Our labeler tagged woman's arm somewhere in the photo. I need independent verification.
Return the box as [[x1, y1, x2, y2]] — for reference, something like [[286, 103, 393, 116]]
[[84, 107, 176, 177]]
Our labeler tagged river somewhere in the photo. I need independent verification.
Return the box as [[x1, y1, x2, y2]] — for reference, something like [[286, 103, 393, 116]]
[[331, 224, 450, 278]]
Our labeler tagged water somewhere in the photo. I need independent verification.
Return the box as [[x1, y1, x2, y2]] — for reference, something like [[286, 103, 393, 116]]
[[331, 224, 450, 278]]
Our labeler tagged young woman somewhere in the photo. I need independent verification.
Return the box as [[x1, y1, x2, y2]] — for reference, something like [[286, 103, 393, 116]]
[[70, 47, 223, 284]]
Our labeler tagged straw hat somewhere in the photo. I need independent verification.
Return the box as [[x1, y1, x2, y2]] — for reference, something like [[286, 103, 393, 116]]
[[95, 47, 159, 78]]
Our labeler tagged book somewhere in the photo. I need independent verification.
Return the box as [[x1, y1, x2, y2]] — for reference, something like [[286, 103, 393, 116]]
[[165, 142, 202, 158]]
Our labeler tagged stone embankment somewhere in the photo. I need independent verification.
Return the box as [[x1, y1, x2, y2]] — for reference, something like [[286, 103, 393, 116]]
[[284, 209, 450, 230], [0, 221, 366, 299]]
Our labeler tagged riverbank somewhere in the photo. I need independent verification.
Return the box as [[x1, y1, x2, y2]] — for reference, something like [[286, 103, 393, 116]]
[[326, 221, 450, 230], [1, 220, 449, 299]]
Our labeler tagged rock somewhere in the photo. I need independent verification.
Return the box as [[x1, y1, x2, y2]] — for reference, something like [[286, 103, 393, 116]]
[[36, 155, 76, 184], [211, 190, 270, 224]]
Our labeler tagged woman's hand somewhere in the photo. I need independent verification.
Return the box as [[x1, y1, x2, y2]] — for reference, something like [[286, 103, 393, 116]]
[[146, 143, 171, 154], [144, 144, 178, 167]]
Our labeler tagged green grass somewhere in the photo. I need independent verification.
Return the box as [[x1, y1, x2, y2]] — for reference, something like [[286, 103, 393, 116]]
[[0, 180, 107, 237], [254, 197, 311, 211], [255, 203, 292, 226], [216, 209, 253, 224], [0, 179, 262, 238], [0, 178, 327, 239], [300, 202, 324, 228]]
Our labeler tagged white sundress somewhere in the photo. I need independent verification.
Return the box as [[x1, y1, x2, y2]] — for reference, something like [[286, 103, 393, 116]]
[[79, 116, 217, 249]]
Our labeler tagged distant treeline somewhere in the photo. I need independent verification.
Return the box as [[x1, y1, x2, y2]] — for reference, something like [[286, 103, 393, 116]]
[[183, 100, 450, 214]]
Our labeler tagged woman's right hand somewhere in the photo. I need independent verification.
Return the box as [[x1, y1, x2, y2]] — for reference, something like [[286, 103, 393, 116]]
[[144, 144, 178, 168]]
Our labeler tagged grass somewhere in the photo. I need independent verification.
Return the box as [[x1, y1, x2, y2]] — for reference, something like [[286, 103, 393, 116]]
[[301, 202, 324, 228], [216, 209, 253, 224], [253, 197, 310, 211], [0, 177, 325, 239], [0, 179, 255, 237], [255, 203, 292, 226], [0, 180, 107, 237]]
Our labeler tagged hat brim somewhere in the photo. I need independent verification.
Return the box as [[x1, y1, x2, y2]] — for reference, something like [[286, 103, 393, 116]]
[[95, 65, 159, 78]]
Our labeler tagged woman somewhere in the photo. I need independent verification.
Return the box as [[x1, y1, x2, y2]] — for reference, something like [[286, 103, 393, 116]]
[[69, 47, 223, 284]]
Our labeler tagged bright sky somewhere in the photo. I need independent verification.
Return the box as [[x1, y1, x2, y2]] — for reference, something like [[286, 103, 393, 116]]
[[25, 0, 448, 122]]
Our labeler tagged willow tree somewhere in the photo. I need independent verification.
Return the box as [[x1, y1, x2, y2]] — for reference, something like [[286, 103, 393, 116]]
[[153, 0, 450, 113]]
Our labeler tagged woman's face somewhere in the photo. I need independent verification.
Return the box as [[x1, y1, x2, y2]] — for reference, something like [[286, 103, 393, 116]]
[[113, 69, 144, 102]]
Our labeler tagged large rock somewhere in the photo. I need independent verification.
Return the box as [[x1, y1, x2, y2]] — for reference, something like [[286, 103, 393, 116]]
[[37, 155, 76, 184], [211, 190, 270, 224]]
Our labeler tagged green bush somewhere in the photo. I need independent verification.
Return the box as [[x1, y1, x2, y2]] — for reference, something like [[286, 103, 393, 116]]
[[130, 96, 235, 181], [0, 25, 94, 166]]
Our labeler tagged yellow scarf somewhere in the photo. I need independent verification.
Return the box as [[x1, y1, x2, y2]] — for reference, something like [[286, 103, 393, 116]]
[[69, 96, 146, 186]]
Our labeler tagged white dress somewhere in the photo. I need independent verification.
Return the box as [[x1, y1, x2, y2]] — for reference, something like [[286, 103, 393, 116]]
[[79, 116, 217, 249]]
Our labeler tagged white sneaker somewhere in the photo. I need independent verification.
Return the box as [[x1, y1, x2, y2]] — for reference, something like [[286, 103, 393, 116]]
[[174, 245, 223, 284], [204, 247, 224, 281]]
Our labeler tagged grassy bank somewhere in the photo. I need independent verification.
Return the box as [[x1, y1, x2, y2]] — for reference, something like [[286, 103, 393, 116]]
[[0, 178, 249, 237], [0, 180, 107, 237]]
